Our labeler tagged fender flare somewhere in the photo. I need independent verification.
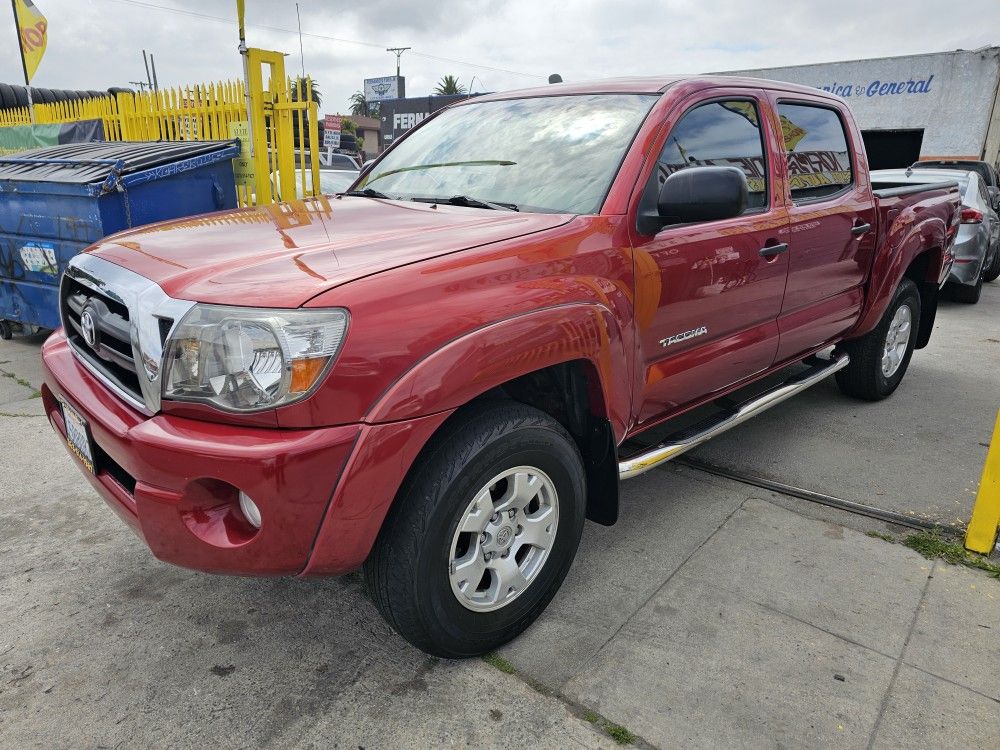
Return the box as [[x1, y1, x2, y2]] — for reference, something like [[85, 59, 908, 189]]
[[850, 218, 947, 339], [364, 302, 632, 440]]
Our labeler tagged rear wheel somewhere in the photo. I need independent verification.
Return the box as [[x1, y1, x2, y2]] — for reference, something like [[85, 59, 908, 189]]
[[364, 401, 586, 657], [835, 278, 920, 401]]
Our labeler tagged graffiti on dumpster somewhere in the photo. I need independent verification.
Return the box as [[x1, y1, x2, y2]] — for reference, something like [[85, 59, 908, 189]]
[[818, 75, 934, 98], [19, 241, 58, 275]]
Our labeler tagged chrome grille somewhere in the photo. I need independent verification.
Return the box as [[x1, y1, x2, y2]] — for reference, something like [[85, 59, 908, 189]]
[[60, 254, 196, 415], [61, 275, 145, 404]]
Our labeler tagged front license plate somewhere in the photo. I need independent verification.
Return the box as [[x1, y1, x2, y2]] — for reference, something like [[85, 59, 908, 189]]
[[61, 401, 95, 474]]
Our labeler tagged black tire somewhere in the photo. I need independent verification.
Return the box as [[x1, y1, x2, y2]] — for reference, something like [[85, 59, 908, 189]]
[[11, 85, 29, 108], [983, 247, 1000, 283], [836, 277, 920, 401], [0, 83, 15, 110], [364, 401, 587, 658]]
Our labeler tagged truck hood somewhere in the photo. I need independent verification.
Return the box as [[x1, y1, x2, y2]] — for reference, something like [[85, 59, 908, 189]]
[[89, 197, 572, 306]]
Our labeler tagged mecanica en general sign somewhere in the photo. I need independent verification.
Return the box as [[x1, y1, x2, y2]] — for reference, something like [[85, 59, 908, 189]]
[[723, 48, 1000, 164], [818, 75, 935, 99]]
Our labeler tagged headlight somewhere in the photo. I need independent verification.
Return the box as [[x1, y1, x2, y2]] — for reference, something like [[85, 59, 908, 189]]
[[162, 305, 348, 412]]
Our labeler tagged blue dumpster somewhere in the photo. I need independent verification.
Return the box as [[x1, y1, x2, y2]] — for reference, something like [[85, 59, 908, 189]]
[[0, 140, 240, 334]]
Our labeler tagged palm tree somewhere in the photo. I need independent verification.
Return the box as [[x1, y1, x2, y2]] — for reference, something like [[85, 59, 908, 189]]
[[289, 76, 321, 148], [349, 90, 379, 118], [434, 75, 467, 95], [291, 76, 321, 106], [349, 91, 367, 116]]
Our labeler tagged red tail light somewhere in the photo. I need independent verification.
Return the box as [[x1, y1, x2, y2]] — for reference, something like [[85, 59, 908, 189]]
[[960, 208, 983, 224]]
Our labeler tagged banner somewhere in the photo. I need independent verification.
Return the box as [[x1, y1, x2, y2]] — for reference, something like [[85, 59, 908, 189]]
[[13, 0, 48, 82], [0, 119, 104, 156]]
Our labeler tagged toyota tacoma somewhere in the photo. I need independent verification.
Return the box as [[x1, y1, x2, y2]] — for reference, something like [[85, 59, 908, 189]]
[[42, 76, 961, 657]]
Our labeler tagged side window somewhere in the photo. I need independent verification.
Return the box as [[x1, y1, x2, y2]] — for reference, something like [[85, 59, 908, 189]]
[[777, 103, 853, 201], [647, 99, 769, 215]]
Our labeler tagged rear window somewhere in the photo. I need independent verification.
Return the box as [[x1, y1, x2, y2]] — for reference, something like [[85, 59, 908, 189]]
[[777, 103, 853, 201], [326, 154, 358, 170]]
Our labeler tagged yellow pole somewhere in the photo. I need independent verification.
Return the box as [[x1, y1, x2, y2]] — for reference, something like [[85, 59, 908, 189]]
[[965, 410, 1000, 553], [236, 0, 258, 188]]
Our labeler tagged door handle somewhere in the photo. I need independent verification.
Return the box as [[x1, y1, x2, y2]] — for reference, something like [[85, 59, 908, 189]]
[[850, 222, 872, 236], [759, 242, 789, 258]]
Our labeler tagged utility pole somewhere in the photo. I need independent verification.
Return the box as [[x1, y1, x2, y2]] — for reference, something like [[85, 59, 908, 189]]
[[150, 53, 159, 94], [386, 46, 411, 77], [142, 50, 153, 90]]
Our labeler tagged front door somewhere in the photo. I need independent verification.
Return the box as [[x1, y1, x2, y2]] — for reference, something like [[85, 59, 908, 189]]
[[632, 92, 790, 427]]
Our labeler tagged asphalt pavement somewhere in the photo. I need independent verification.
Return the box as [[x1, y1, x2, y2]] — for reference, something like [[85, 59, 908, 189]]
[[682, 283, 1000, 530]]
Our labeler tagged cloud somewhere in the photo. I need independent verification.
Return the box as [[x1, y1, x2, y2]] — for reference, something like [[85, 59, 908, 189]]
[[2, 0, 997, 118]]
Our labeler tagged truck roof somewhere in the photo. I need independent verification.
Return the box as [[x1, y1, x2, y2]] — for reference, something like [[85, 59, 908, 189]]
[[470, 74, 841, 102]]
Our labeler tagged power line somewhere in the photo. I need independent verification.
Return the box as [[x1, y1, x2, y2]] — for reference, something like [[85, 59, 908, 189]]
[[99, 0, 547, 79]]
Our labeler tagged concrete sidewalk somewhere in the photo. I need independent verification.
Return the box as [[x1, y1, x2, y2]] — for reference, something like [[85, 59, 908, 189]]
[[1, 335, 998, 748], [501, 469, 1000, 748]]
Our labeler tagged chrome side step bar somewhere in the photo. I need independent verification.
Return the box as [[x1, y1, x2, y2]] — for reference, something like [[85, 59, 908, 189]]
[[618, 353, 850, 480]]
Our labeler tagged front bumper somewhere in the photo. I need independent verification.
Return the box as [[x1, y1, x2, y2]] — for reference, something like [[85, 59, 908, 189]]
[[42, 331, 451, 576]]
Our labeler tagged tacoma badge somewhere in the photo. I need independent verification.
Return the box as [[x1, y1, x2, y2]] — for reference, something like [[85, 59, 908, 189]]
[[659, 326, 708, 347]]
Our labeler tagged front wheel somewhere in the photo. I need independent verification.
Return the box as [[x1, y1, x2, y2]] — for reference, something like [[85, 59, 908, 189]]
[[363, 401, 586, 657], [835, 278, 920, 401]]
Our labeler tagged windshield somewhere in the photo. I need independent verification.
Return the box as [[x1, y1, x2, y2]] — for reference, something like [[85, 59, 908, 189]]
[[359, 94, 658, 214]]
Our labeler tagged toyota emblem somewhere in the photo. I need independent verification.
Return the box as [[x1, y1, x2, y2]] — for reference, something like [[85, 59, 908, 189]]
[[80, 308, 97, 348]]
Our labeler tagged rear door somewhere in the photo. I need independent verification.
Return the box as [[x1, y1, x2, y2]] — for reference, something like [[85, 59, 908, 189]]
[[630, 89, 790, 426], [770, 99, 876, 361]]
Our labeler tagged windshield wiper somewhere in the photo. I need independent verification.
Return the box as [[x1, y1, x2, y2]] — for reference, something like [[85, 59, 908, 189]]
[[411, 195, 519, 212], [367, 160, 516, 185], [341, 187, 391, 199]]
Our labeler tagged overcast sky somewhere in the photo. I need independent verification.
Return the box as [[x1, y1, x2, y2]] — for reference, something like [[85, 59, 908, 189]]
[[3, 0, 998, 116]]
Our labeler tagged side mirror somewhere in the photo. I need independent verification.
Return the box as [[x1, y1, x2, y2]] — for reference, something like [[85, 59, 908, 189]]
[[658, 166, 748, 224]]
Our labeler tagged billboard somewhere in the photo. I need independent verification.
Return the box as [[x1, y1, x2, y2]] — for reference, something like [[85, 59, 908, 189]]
[[364, 76, 405, 102], [378, 94, 474, 146]]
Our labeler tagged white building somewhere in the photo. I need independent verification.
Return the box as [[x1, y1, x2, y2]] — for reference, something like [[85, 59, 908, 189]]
[[722, 47, 1000, 169]]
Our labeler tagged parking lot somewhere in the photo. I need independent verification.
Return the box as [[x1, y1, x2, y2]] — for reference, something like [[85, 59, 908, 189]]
[[1, 285, 998, 748]]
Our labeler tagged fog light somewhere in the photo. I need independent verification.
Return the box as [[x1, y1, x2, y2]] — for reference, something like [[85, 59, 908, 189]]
[[239, 491, 262, 529]]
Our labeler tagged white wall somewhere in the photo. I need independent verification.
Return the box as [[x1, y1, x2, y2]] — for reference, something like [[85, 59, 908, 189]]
[[723, 48, 1000, 160]]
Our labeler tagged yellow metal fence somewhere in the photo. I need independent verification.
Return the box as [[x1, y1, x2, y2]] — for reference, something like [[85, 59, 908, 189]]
[[0, 59, 320, 207]]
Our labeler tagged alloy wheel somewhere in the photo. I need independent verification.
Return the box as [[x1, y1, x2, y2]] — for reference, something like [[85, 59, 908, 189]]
[[881, 304, 912, 377], [448, 466, 559, 612]]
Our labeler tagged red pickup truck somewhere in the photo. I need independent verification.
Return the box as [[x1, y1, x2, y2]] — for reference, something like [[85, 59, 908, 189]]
[[41, 76, 960, 657]]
